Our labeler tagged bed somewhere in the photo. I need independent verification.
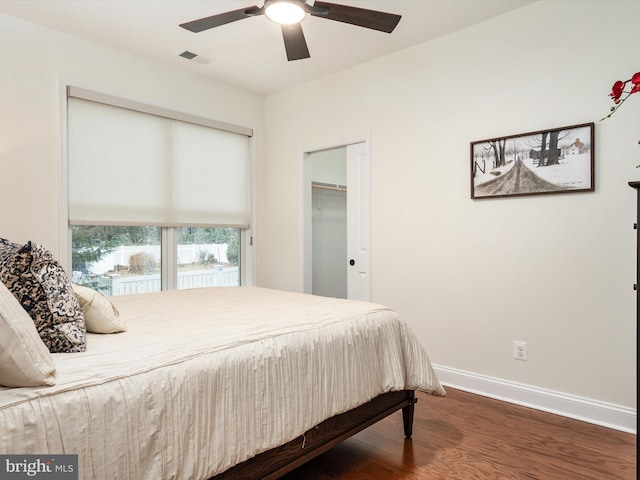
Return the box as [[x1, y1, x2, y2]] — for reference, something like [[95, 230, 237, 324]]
[[0, 285, 445, 479]]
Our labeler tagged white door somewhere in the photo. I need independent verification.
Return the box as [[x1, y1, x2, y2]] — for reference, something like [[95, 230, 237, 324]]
[[346, 142, 371, 301]]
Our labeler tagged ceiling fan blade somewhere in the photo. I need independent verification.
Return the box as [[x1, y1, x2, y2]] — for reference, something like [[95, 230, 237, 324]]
[[281, 23, 310, 61], [179, 6, 261, 33], [310, 1, 401, 33]]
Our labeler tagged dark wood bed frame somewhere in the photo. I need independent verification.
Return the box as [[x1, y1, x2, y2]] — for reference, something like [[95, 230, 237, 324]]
[[211, 389, 417, 479]]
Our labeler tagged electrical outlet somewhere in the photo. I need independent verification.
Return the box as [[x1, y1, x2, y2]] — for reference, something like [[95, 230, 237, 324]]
[[513, 341, 528, 361]]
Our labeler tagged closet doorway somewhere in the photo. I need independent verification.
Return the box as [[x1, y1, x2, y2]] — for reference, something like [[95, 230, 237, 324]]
[[303, 141, 371, 301]]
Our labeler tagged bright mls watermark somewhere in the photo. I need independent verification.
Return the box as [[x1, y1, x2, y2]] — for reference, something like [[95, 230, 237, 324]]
[[0, 455, 77, 479]]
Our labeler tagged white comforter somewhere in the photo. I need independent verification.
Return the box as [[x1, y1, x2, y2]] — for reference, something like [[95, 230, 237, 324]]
[[0, 287, 444, 479]]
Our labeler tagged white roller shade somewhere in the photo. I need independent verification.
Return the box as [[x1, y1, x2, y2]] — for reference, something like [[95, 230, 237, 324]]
[[67, 94, 251, 228]]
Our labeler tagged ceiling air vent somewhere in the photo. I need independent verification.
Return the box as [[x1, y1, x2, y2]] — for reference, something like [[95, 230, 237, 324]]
[[178, 50, 210, 64]]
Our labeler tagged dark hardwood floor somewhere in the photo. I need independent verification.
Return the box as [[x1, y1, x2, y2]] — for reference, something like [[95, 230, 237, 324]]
[[280, 388, 636, 479]]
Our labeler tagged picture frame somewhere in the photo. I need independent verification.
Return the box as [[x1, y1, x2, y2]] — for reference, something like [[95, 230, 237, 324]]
[[470, 122, 594, 199]]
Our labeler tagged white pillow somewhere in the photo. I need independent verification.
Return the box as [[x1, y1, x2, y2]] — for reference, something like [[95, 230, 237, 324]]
[[0, 281, 56, 387], [72, 284, 125, 334]]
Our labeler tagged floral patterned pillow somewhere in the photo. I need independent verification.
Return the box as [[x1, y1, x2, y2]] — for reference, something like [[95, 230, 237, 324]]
[[0, 238, 86, 353]]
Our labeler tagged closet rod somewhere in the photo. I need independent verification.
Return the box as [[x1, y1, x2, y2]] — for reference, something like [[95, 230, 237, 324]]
[[312, 181, 347, 192]]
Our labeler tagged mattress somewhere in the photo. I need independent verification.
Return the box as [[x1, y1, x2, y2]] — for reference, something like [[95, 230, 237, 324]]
[[0, 286, 445, 479]]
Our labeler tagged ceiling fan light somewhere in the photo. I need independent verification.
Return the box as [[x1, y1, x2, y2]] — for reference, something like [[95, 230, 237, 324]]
[[265, 1, 306, 25]]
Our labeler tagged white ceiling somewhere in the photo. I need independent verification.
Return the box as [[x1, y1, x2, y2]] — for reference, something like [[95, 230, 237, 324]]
[[0, 0, 536, 95]]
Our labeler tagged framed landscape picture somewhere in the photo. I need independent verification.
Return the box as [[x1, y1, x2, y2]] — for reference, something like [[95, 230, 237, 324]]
[[470, 122, 594, 199]]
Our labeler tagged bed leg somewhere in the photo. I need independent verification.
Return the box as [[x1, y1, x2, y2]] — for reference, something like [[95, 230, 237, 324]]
[[402, 391, 418, 438]]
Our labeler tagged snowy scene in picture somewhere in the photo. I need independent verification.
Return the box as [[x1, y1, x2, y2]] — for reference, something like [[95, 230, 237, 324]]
[[471, 125, 592, 198]]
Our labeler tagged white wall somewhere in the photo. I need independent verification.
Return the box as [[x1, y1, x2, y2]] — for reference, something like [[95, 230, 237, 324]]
[[259, 0, 639, 418], [311, 147, 347, 186], [0, 13, 264, 256]]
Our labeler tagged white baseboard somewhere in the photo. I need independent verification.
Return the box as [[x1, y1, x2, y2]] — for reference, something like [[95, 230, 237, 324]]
[[432, 365, 637, 434]]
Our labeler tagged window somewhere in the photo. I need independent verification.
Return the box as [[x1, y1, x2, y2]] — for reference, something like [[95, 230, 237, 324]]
[[176, 227, 240, 290], [71, 226, 161, 296], [71, 226, 240, 296], [66, 87, 252, 295]]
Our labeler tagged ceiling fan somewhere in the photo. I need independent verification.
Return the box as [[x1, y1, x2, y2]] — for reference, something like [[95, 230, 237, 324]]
[[179, 0, 402, 61]]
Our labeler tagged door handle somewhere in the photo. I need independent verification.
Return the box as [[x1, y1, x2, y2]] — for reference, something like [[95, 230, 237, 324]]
[[349, 259, 355, 266]]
